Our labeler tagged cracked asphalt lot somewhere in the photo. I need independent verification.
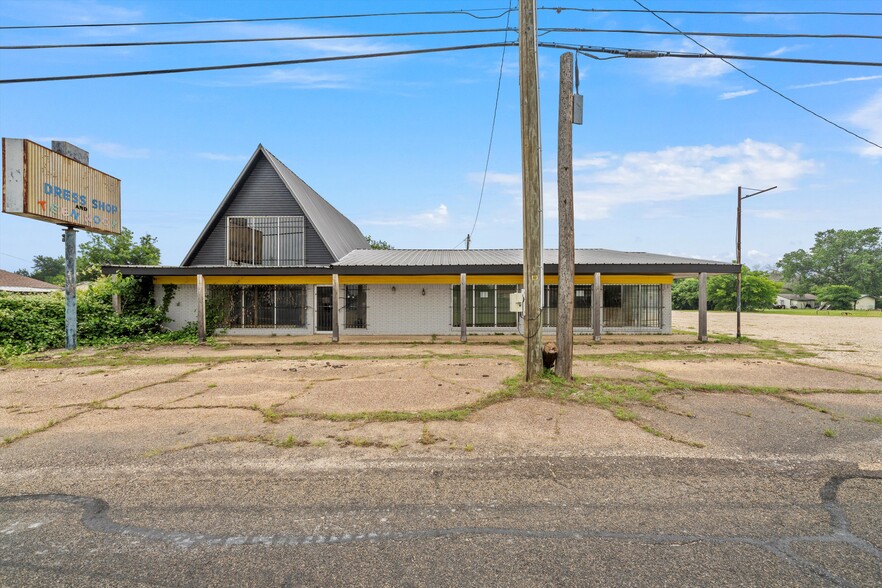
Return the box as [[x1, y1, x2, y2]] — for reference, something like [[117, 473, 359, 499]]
[[1, 314, 881, 586]]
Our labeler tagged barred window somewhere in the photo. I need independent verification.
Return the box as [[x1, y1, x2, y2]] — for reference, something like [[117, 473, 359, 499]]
[[208, 285, 306, 328], [345, 285, 367, 329], [227, 216, 304, 266], [452, 285, 518, 328]]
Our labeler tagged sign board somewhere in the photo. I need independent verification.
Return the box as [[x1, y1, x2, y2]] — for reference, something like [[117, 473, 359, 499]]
[[2, 138, 121, 234]]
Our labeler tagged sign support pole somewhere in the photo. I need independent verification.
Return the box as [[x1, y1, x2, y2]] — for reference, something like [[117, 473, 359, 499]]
[[63, 227, 77, 350]]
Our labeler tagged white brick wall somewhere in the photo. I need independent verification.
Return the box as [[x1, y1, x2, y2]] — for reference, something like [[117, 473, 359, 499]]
[[152, 280, 673, 336], [341, 284, 451, 335], [155, 283, 197, 330]]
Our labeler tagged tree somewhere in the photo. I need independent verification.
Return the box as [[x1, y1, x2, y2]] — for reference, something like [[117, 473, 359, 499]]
[[707, 267, 780, 311], [778, 228, 882, 295], [15, 255, 65, 285], [77, 228, 161, 282], [814, 285, 861, 310], [364, 235, 393, 250], [672, 278, 699, 310]]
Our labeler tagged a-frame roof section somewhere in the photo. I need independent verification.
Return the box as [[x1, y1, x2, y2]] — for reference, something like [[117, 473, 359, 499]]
[[182, 144, 368, 266]]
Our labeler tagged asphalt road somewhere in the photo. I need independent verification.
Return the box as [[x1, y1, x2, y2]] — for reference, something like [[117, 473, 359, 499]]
[[2, 456, 880, 587]]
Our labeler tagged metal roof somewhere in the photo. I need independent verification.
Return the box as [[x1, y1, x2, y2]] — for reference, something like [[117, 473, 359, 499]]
[[109, 248, 738, 277], [261, 147, 369, 260], [182, 145, 368, 265], [336, 248, 738, 270]]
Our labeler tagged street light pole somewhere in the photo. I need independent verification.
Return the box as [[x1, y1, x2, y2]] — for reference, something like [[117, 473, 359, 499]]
[[736, 184, 777, 340]]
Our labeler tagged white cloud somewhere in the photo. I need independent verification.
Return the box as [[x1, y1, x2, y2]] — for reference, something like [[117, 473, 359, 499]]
[[790, 75, 882, 90], [361, 204, 449, 228], [766, 45, 806, 57], [569, 139, 816, 220], [719, 89, 758, 100], [572, 154, 613, 169], [35, 136, 150, 159], [847, 89, 882, 158], [644, 39, 734, 85], [196, 152, 248, 162]]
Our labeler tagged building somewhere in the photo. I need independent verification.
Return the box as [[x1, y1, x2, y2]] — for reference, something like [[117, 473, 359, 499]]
[[775, 293, 817, 309], [106, 145, 738, 338], [0, 269, 61, 294], [854, 295, 877, 311]]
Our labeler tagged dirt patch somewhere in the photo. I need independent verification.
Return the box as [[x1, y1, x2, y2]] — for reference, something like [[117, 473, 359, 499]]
[[642, 358, 882, 391], [672, 311, 882, 371]]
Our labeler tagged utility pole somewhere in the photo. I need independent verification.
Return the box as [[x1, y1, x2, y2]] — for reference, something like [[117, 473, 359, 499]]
[[520, 0, 544, 380], [555, 52, 575, 380], [736, 184, 776, 340]]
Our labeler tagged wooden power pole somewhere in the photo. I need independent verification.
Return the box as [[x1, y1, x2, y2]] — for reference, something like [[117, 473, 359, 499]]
[[520, 0, 544, 381], [555, 52, 575, 380]]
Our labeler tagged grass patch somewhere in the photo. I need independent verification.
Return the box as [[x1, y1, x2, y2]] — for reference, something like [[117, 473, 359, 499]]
[[863, 416, 882, 426], [0, 410, 85, 447], [823, 428, 838, 438]]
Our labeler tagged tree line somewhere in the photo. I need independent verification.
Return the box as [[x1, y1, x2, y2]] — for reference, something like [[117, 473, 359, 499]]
[[15, 227, 160, 285], [674, 227, 881, 311]]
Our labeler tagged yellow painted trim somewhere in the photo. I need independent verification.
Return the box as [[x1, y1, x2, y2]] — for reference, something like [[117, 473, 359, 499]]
[[466, 274, 523, 285], [152, 275, 331, 285], [151, 273, 672, 286], [205, 276, 332, 285]]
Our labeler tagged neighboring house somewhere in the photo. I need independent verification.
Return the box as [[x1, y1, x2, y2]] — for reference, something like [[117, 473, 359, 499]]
[[854, 295, 877, 311], [106, 145, 739, 336], [0, 269, 61, 294], [776, 293, 816, 309]]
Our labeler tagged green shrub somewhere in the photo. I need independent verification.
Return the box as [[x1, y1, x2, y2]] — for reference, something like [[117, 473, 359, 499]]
[[0, 275, 195, 359]]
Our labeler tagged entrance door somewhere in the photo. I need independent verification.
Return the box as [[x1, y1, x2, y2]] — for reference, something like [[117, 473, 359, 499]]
[[315, 286, 333, 332]]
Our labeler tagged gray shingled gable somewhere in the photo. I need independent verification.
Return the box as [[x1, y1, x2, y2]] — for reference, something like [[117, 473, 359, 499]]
[[182, 145, 368, 266]]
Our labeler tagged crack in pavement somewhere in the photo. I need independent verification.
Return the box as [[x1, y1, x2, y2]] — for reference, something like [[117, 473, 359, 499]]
[[1, 472, 879, 586]]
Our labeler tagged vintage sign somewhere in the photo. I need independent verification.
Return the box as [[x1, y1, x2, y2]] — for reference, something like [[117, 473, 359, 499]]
[[2, 138, 121, 235]]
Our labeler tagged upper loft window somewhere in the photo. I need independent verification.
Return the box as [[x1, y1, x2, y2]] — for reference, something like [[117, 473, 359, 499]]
[[227, 216, 305, 266]]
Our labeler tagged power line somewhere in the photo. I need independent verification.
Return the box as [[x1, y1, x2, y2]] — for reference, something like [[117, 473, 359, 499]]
[[1, 28, 516, 50], [8, 27, 881, 52], [541, 7, 882, 17], [0, 8, 515, 30], [0, 42, 514, 84], [631, 0, 882, 150], [538, 42, 882, 68], [468, 0, 515, 248], [541, 28, 882, 41]]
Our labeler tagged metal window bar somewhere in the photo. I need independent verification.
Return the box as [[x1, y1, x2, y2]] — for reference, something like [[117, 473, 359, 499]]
[[601, 285, 661, 328], [226, 216, 305, 266], [206, 285, 306, 328], [345, 285, 368, 329]]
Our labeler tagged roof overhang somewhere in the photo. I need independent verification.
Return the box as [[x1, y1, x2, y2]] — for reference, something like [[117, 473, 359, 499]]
[[105, 262, 739, 277]]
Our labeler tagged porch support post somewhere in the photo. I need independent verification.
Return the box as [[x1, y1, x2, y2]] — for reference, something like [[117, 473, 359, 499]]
[[111, 273, 122, 315], [460, 273, 468, 342], [196, 274, 206, 343], [698, 272, 708, 342], [332, 273, 340, 343], [592, 272, 602, 342]]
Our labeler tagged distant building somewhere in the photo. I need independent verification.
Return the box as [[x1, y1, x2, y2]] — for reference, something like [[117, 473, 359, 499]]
[[0, 269, 61, 294], [106, 145, 739, 336], [854, 295, 877, 311], [776, 293, 816, 309]]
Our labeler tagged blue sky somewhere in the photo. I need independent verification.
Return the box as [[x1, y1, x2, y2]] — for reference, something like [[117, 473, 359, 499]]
[[1, 0, 880, 272]]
